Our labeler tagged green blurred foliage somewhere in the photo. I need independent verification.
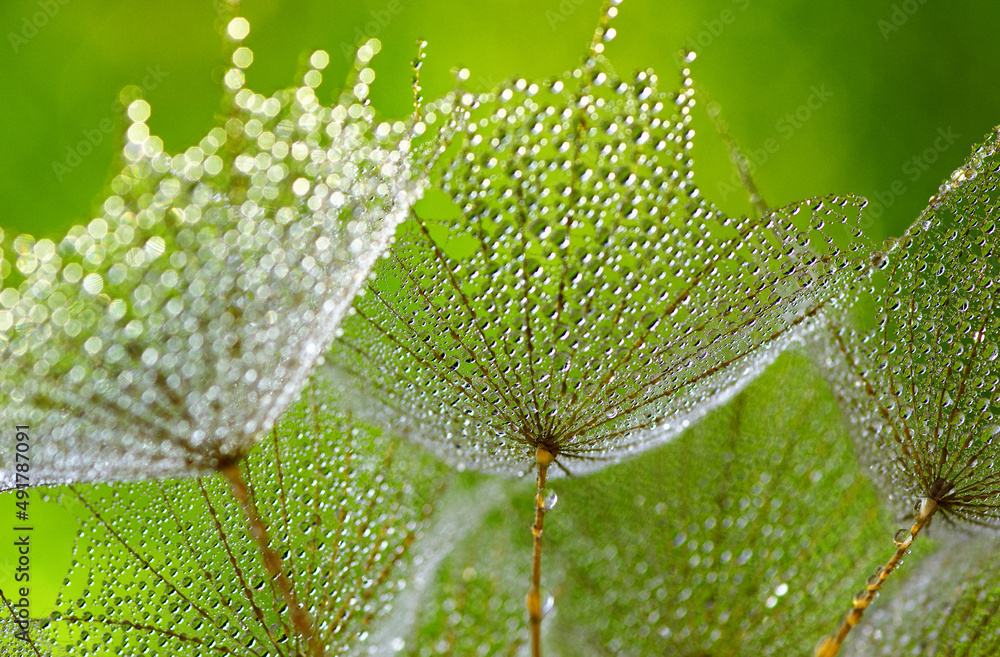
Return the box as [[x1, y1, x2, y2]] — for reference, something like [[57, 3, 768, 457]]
[[2, 1, 1000, 241]]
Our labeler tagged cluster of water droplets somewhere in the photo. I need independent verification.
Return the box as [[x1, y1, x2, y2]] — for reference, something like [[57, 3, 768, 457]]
[[326, 39, 874, 476], [543, 353, 892, 656], [400, 477, 556, 656], [400, 353, 888, 655], [821, 125, 1000, 527], [0, 369, 450, 656], [0, 18, 423, 487], [840, 534, 996, 656]]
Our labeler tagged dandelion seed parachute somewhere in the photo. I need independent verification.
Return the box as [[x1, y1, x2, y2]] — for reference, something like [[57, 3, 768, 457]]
[[0, 33, 424, 488], [816, 125, 1000, 655], [326, 44, 874, 478]]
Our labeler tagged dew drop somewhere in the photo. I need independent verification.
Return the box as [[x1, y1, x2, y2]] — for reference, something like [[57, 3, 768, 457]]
[[536, 487, 558, 511]]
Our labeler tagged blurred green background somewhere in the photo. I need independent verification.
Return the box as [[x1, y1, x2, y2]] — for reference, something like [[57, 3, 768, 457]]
[[2, 0, 1000, 244], [1, 0, 999, 620]]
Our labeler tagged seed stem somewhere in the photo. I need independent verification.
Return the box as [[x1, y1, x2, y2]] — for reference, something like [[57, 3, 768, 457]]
[[528, 446, 555, 657], [814, 497, 939, 657], [221, 463, 324, 657]]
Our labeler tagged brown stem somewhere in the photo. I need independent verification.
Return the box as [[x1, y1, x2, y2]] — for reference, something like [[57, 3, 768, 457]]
[[527, 446, 555, 657], [220, 463, 324, 657], [814, 497, 939, 657]]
